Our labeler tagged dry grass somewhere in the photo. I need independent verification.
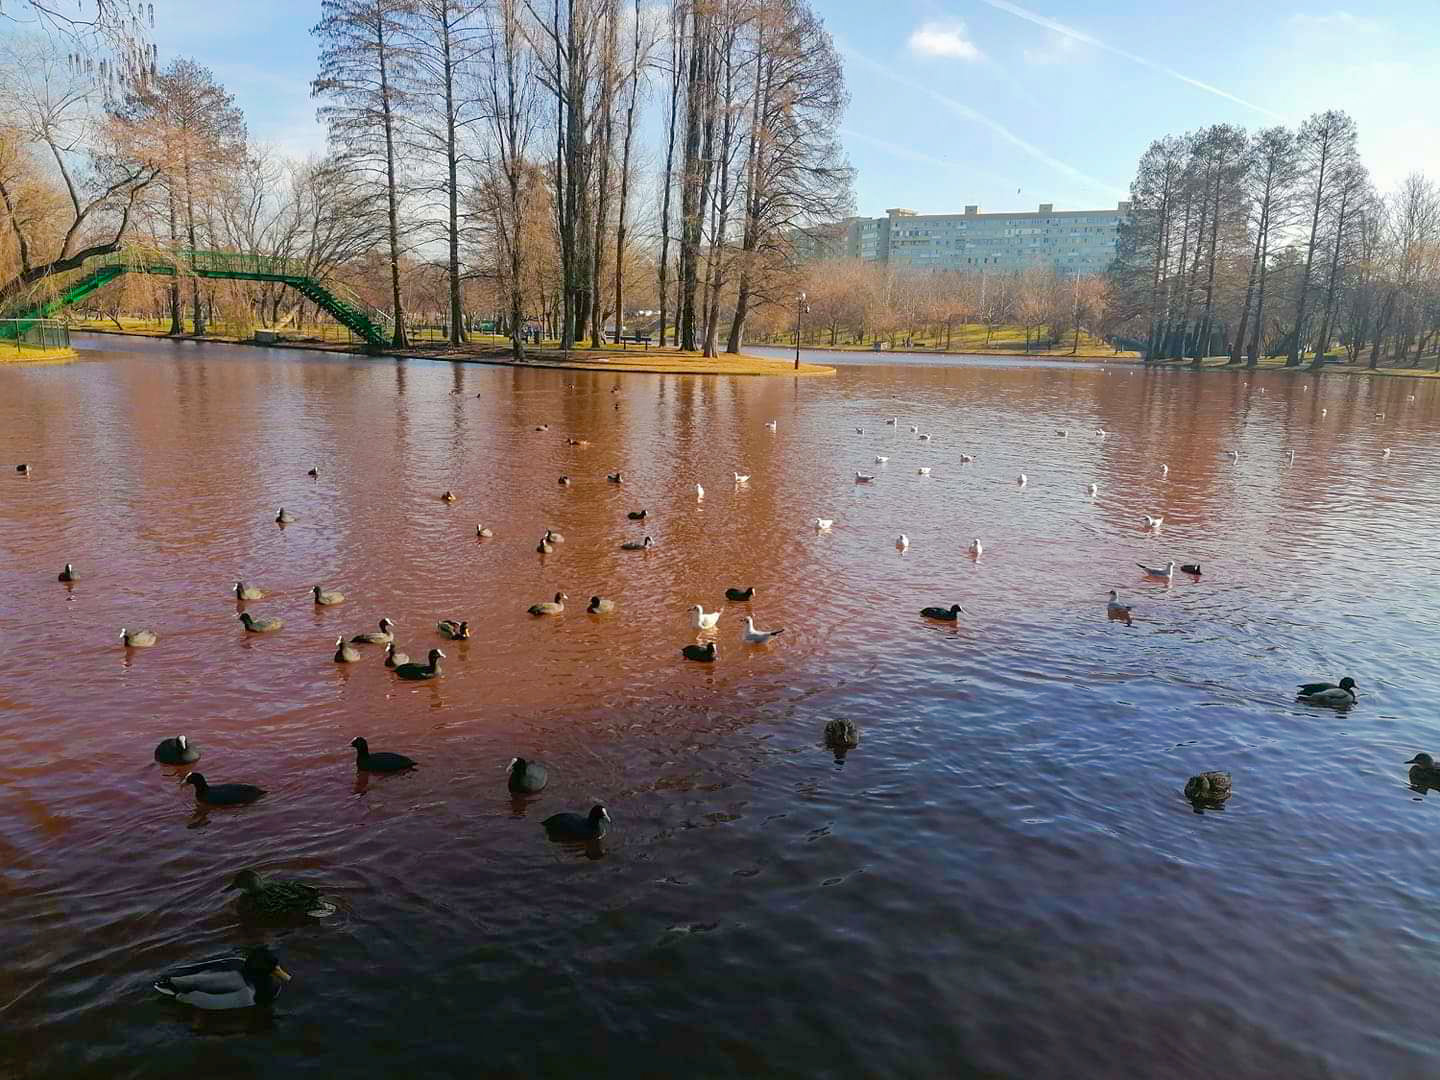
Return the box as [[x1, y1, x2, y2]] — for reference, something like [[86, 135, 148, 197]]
[[0, 343, 77, 363]]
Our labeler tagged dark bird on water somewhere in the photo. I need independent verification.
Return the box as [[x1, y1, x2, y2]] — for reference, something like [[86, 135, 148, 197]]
[[120, 627, 158, 648], [437, 619, 470, 639], [529, 592, 567, 616], [508, 756, 549, 794], [237, 611, 283, 633], [275, 508, 295, 524], [313, 585, 345, 606], [16, 463, 31, 474], [334, 636, 361, 663], [682, 642, 717, 663], [182, 772, 266, 806], [307, 466, 319, 477], [352, 617, 396, 644], [154, 735, 200, 765], [628, 509, 648, 520], [233, 581, 264, 600], [227, 869, 336, 918], [58, 563, 77, 582], [1181, 564, 1202, 576], [1296, 676, 1357, 707], [1406, 753, 1440, 788], [350, 736, 416, 772], [393, 648, 444, 680], [587, 596, 615, 614], [1184, 772, 1231, 807], [543, 804, 609, 841], [725, 586, 755, 602], [825, 719, 859, 750], [920, 604, 966, 621], [607, 472, 623, 484], [153, 945, 291, 1010]]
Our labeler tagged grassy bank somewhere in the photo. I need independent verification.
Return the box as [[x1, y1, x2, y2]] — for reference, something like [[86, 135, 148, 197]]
[[1, 343, 78, 363], [1150, 354, 1440, 380], [768, 323, 1138, 359], [67, 322, 835, 377]]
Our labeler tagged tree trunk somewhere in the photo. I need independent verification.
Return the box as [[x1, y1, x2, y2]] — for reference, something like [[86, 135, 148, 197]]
[[377, 19, 408, 348]]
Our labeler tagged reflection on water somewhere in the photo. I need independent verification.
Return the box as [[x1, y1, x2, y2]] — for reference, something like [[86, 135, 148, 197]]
[[3, 335, 1440, 1077]]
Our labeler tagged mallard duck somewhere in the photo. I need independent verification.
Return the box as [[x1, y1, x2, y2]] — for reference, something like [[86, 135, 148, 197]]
[[233, 581, 264, 600], [587, 596, 615, 614], [1184, 772, 1231, 807], [120, 627, 158, 648], [237, 611, 283, 633], [58, 563, 77, 582], [824, 718, 859, 749], [920, 604, 965, 621], [350, 736, 416, 772], [333, 636, 361, 663], [620, 536, 654, 550], [437, 619, 470, 639], [227, 869, 336, 918], [154, 946, 290, 1010], [1296, 676, 1357, 706], [393, 648, 444, 680], [508, 756, 549, 794], [529, 592, 567, 616], [725, 586, 754, 602], [384, 641, 410, 668], [543, 805, 609, 840], [351, 617, 395, 644], [312, 585, 345, 606], [275, 508, 295, 524], [1406, 753, 1440, 788], [682, 642, 717, 662], [182, 772, 265, 805], [154, 735, 200, 765]]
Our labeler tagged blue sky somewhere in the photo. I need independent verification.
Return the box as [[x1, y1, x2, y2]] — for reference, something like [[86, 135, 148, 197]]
[[150, 1, 1440, 218]]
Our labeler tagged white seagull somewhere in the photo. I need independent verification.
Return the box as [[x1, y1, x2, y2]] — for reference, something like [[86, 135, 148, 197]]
[[814, 517, 834, 531], [969, 538, 983, 557], [1087, 483, 1099, 497], [690, 604, 722, 631], [733, 472, 750, 483], [1382, 448, 1392, 457], [1107, 590, 1133, 617], [1321, 408, 1328, 417], [1161, 463, 1169, 477], [960, 454, 975, 464], [896, 534, 910, 551], [695, 483, 705, 500], [1017, 473, 1028, 488], [918, 433, 932, 442], [1143, 514, 1163, 529], [855, 471, 876, 483], [742, 616, 784, 644], [765, 419, 777, 431], [874, 455, 889, 464], [1137, 560, 1176, 581]]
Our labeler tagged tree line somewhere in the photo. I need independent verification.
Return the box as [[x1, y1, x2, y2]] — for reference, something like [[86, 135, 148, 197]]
[[0, 0, 853, 358], [1111, 111, 1440, 371]]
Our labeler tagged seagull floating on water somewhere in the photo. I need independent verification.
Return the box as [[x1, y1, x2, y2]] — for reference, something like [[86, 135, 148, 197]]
[[1106, 590, 1133, 617], [743, 616, 784, 644], [896, 534, 909, 550], [874, 455, 888, 464], [1161, 464, 1169, 477], [960, 454, 975, 464], [909, 425, 919, 433], [855, 471, 876, 483], [733, 472, 750, 483], [1143, 514, 1163, 529], [918, 433, 932, 442], [1382, 448, 1392, 458], [969, 538, 983, 557], [814, 517, 833, 531], [690, 604, 722, 631], [1017, 473, 1027, 487], [695, 483, 705, 499], [1087, 483, 1098, 497], [1137, 560, 1176, 581]]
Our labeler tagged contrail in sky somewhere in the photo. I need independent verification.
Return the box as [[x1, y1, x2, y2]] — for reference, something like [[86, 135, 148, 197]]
[[841, 44, 1125, 198], [975, 0, 1285, 120], [838, 127, 1021, 191]]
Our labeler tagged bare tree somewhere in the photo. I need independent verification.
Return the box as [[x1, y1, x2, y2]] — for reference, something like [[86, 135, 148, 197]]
[[1288, 109, 1358, 365]]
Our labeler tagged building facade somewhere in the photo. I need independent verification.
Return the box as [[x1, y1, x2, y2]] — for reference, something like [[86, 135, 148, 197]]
[[845, 202, 1130, 274]]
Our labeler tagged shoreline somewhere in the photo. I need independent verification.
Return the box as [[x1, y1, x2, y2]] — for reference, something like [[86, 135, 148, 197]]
[[68, 327, 837, 377], [0, 346, 79, 364]]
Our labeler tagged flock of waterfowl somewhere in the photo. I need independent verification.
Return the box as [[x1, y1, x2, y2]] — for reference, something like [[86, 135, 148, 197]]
[[11, 382, 1424, 1013]]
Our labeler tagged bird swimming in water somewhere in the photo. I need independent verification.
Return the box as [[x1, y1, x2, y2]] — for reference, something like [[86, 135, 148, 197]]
[[1137, 561, 1175, 581], [959, 454, 974, 464], [1406, 753, 1440, 789], [1017, 474, 1027, 488], [682, 642, 717, 662], [352, 617, 395, 644], [587, 596, 615, 614], [307, 466, 319, 477], [690, 604, 721, 630], [920, 603, 965, 621], [182, 772, 265, 806], [918, 467, 931, 475], [475, 524, 493, 538], [393, 648, 444, 680], [1181, 563, 1202, 576], [969, 538, 983, 557], [437, 619, 470, 639], [607, 472, 623, 484], [120, 628, 158, 648], [233, 581, 264, 600], [155, 735, 200, 765], [874, 456, 888, 465], [544, 528, 566, 544], [537, 535, 555, 554], [557, 476, 571, 486], [695, 483, 704, 500], [620, 536, 654, 550], [814, 517, 833, 531], [1087, 483, 1098, 497], [227, 869, 336, 918], [153, 946, 290, 1010], [275, 508, 295, 524], [1295, 676, 1357, 707], [896, 534, 909, 550], [742, 616, 783, 644], [58, 563, 77, 582], [384, 642, 409, 668], [1184, 772, 1231, 808], [237, 611, 283, 633], [734, 471, 751, 482], [508, 757, 549, 794], [441, 490, 457, 502], [1160, 463, 1169, 477], [725, 586, 754, 602], [529, 592, 567, 616], [824, 719, 858, 750], [543, 805, 609, 841], [16, 463, 31, 474], [350, 736, 416, 772], [628, 509, 648, 520], [855, 471, 876, 483], [1143, 514, 1163, 529], [765, 420, 777, 431], [334, 636, 361, 663], [1106, 590, 1133, 618], [313, 585, 345, 606]]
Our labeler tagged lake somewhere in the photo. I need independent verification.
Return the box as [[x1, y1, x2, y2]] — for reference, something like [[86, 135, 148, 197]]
[[2, 335, 1438, 1078]]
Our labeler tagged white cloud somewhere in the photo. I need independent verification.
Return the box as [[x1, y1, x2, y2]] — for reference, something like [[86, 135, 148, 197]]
[[907, 20, 982, 61]]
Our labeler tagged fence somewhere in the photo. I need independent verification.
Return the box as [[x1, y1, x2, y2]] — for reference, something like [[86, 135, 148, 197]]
[[0, 319, 71, 352]]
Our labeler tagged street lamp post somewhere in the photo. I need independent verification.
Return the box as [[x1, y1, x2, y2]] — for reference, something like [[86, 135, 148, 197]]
[[795, 291, 809, 371]]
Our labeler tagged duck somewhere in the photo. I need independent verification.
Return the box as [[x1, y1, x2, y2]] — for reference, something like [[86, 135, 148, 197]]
[[542, 805, 609, 841], [476, 524, 494, 538], [528, 592, 567, 616], [275, 508, 296, 524], [237, 611, 283, 633], [814, 518, 834, 531], [1143, 514, 1163, 529], [58, 563, 77, 582], [620, 536, 654, 551], [1295, 676, 1357, 707], [1184, 772, 1231, 807], [917, 467, 931, 476], [725, 586, 755, 602], [312, 585, 345, 606], [1094, 429, 1108, 439], [1087, 483, 1098, 497], [393, 648, 444, 680], [921, 603, 966, 621], [437, 619, 471, 639], [441, 490, 457, 503], [508, 756, 549, 794], [1017, 473, 1028, 488], [587, 596, 615, 614], [182, 772, 266, 805], [1405, 753, 1440, 788], [333, 636, 361, 663], [1136, 561, 1175, 581], [695, 483, 705, 500], [154, 946, 290, 1010], [351, 617, 396, 644], [733, 471, 751, 483], [120, 627, 158, 648], [307, 466, 319, 477], [873, 456, 888, 465], [896, 534, 909, 550], [1181, 563, 1202, 575], [607, 472, 624, 484], [627, 509, 648, 520], [742, 616, 783, 644], [855, 471, 876, 483], [233, 581, 264, 600], [154, 735, 200, 765], [350, 736, 416, 772], [1106, 590, 1133, 617], [227, 869, 336, 918], [690, 604, 721, 630], [557, 476, 571, 486], [384, 641, 410, 668], [824, 719, 859, 750], [682, 642, 717, 662], [544, 528, 565, 544], [537, 536, 554, 554]]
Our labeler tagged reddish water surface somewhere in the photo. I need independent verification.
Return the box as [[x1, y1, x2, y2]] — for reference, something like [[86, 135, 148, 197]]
[[3, 335, 1440, 1078]]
